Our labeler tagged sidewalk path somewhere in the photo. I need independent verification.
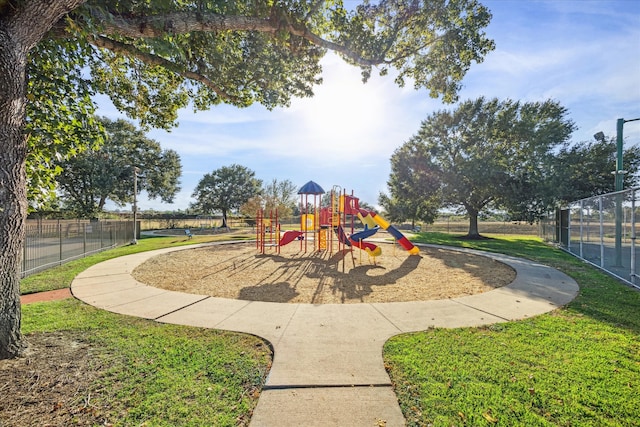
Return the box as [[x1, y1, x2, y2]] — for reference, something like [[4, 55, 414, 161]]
[[71, 243, 579, 426]]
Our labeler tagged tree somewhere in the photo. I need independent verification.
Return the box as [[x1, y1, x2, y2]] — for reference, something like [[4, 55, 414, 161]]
[[1, 1, 494, 359], [554, 137, 640, 203], [404, 97, 575, 238], [241, 178, 298, 219], [379, 140, 441, 226], [55, 117, 181, 217], [191, 165, 262, 228], [265, 179, 298, 218]]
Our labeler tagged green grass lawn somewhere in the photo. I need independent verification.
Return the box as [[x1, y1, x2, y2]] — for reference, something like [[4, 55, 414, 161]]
[[22, 300, 271, 426], [19, 233, 267, 426], [384, 233, 640, 426]]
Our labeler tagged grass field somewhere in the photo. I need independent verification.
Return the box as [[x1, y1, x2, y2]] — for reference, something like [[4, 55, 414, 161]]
[[20, 300, 271, 426], [15, 233, 267, 426], [384, 233, 640, 427], [16, 232, 640, 426]]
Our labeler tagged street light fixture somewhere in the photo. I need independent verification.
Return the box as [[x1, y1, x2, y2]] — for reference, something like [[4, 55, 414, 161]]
[[593, 131, 605, 142]]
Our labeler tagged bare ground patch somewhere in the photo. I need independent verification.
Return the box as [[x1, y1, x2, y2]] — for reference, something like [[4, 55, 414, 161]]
[[0, 332, 108, 427]]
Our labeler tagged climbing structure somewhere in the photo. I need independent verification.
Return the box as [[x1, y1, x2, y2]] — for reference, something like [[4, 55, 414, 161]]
[[257, 181, 420, 258]]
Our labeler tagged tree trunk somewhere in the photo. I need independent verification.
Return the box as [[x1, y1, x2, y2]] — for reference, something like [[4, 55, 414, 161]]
[[466, 207, 481, 239], [0, 25, 29, 360], [0, 0, 85, 360], [221, 209, 228, 229]]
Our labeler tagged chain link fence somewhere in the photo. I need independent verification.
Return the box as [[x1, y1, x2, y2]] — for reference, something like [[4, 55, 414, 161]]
[[21, 219, 135, 278], [541, 187, 640, 289]]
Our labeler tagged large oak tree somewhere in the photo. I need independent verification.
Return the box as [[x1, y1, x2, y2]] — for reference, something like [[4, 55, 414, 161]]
[[56, 117, 182, 217], [191, 164, 262, 228], [396, 97, 575, 238], [1, 0, 494, 358]]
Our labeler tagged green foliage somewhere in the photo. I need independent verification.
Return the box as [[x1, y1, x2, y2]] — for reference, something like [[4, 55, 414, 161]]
[[51, 0, 493, 124], [331, 0, 495, 102], [386, 233, 640, 426], [241, 178, 298, 219], [191, 164, 262, 227], [401, 97, 575, 236], [22, 299, 271, 426], [26, 38, 104, 210], [380, 139, 441, 225], [21, 0, 496, 210], [554, 137, 640, 202], [55, 117, 182, 217]]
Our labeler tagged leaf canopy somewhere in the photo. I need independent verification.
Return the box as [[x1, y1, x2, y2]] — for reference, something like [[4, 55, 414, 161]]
[[55, 117, 182, 217], [191, 164, 262, 225], [397, 97, 575, 235]]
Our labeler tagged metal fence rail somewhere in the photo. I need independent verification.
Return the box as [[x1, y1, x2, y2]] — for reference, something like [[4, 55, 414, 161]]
[[541, 187, 640, 289], [21, 220, 133, 278]]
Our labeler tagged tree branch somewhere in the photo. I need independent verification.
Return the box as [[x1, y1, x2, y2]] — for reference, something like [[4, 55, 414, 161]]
[[88, 34, 238, 103], [91, 10, 382, 67], [97, 11, 276, 38]]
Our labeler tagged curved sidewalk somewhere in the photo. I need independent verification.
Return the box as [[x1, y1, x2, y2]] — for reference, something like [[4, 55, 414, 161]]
[[71, 243, 579, 427]]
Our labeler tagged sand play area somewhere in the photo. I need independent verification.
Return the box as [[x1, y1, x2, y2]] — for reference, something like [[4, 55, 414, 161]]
[[132, 239, 515, 304]]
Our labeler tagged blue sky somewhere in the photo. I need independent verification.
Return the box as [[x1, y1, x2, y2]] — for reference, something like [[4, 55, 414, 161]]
[[98, 0, 640, 212]]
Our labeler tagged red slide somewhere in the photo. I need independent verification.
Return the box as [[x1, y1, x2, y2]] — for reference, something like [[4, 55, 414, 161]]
[[279, 230, 303, 246]]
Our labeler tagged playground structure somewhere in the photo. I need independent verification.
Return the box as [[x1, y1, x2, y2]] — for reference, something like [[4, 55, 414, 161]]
[[256, 181, 419, 259]]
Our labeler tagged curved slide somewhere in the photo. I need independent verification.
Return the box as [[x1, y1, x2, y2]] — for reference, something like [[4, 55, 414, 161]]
[[359, 209, 420, 255], [335, 226, 382, 257]]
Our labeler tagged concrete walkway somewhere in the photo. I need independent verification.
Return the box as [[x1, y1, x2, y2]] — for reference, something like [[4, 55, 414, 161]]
[[71, 243, 579, 427]]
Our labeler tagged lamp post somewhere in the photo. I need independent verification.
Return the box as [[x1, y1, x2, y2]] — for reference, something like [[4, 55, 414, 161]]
[[612, 118, 640, 265], [132, 167, 141, 245]]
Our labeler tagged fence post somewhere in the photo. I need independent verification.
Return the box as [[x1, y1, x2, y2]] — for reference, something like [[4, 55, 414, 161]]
[[599, 196, 605, 268], [631, 190, 636, 285], [59, 221, 63, 266], [579, 200, 584, 258]]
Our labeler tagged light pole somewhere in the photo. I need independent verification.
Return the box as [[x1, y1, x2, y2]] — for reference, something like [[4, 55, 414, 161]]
[[132, 166, 141, 245], [611, 118, 640, 265], [615, 118, 640, 190]]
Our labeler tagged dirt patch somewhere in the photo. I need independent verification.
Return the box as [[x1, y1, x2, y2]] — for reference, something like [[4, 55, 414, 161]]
[[132, 242, 515, 303], [0, 332, 108, 427], [20, 288, 72, 305]]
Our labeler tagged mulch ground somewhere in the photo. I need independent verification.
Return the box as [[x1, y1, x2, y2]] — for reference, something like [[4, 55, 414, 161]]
[[133, 241, 515, 304], [0, 331, 109, 427]]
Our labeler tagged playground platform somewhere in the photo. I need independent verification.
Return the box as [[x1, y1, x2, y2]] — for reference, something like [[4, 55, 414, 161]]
[[70, 243, 579, 426]]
